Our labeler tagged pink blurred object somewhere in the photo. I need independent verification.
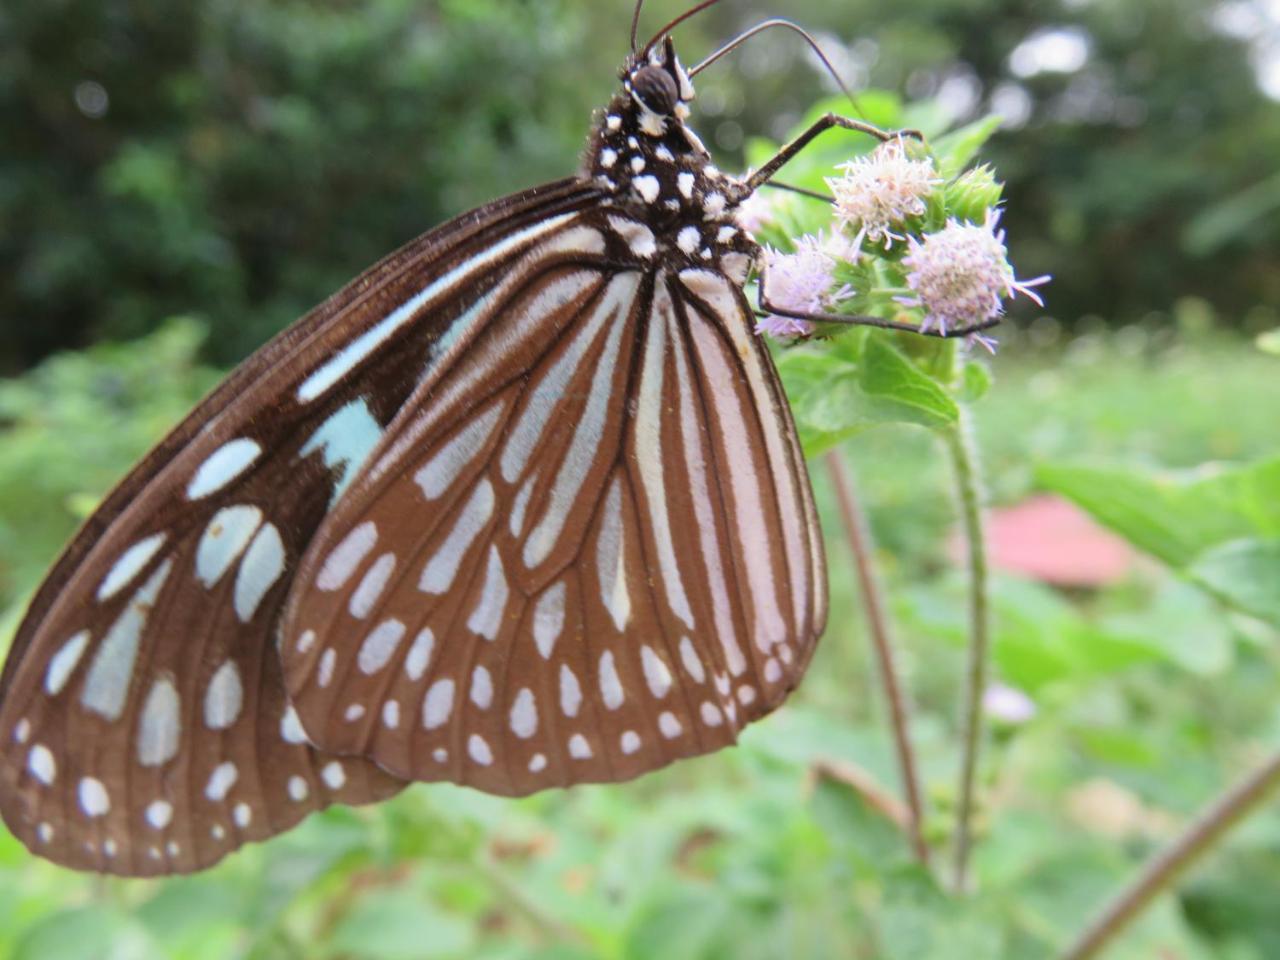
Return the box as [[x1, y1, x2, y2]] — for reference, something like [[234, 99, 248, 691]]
[[950, 494, 1136, 588]]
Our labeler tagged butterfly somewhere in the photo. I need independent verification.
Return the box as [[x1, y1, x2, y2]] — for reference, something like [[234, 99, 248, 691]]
[[0, 0, 992, 876]]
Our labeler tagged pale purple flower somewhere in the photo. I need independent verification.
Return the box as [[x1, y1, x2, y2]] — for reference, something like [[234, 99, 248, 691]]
[[898, 211, 1050, 335], [983, 682, 1037, 724], [826, 138, 942, 251], [735, 189, 778, 235], [756, 233, 853, 339]]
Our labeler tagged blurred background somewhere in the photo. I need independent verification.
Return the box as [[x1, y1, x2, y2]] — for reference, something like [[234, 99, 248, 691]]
[[2, 0, 1280, 957]]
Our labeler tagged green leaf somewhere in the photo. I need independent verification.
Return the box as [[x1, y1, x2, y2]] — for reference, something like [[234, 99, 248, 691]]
[[957, 360, 993, 403], [1035, 458, 1280, 568], [1189, 538, 1280, 626], [327, 891, 475, 960], [932, 115, 1003, 178], [858, 335, 960, 430]]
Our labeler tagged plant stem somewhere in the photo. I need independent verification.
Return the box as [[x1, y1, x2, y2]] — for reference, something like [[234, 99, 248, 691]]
[[1059, 749, 1280, 960], [945, 408, 990, 893], [823, 450, 930, 866]]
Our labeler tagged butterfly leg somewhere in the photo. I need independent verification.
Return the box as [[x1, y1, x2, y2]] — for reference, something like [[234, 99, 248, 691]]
[[754, 255, 1001, 339], [745, 115, 924, 194]]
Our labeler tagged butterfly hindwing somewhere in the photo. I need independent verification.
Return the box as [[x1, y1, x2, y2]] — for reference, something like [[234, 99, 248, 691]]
[[0, 179, 600, 874], [279, 255, 827, 795]]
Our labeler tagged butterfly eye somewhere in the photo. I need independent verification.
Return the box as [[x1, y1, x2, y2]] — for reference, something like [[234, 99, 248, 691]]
[[631, 65, 679, 116]]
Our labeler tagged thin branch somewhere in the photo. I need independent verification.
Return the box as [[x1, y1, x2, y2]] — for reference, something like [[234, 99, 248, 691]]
[[944, 409, 991, 893], [811, 757, 912, 830], [1059, 749, 1280, 960], [824, 450, 930, 866]]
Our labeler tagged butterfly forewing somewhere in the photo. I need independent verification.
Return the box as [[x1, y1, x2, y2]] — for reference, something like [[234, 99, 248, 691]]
[[0, 180, 601, 874], [279, 254, 826, 794]]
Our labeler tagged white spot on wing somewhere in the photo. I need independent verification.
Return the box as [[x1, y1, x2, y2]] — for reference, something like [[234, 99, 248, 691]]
[[404, 628, 435, 681], [641, 645, 672, 699], [466, 546, 508, 640], [205, 762, 238, 801], [420, 480, 494, 594], [187, 438, 262, 500], [27, 744, 55, 785], [423, 679, 455, 729], [568, 733, 592, 759], [82, 560, 173, 721], [468, 734, 493, 766], [509, 473, 537, 537], [146, 800, 173, 829], [349, 552, 397, 620], [559, 664, 582, 718], [607, 215, 657, 259], [633, 174, 660, 203], [78, 777, 109, 817], [598, 651, 624, 710], [659, 711, 683, 739], [317, 521, 378, 592], [358, 619, 406, 675], [596, 478, 630, 631], [137, 676, 181, 766], [97, 533, 167, 602], [45, 630, 90, 696], [233, 523, 286, 622], [621, 731, 641, 754], [677, 171, 695, 199], [470, 665, 493, 709], [280, 705, 306, 744], [317, 648, 336, 687], [415, 403, 504, 500], [533, 582, 566, 659], [196, 505, 264, 588], [288, 776, 309, 801], [322, 761, 346, 790], [679, 637, 705, 683], [677, 225, 700, 254], [299, 398, 384, 503], [203, 660, 243, 730], [510, 688, 537, 739]]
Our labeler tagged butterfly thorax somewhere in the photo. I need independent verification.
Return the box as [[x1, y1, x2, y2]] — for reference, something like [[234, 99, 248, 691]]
[[582, 39, 757, 285]]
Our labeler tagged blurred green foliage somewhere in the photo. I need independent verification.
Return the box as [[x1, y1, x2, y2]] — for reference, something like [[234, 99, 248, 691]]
[[5, 1, 1280, 957], [4, 320, 1280, 958], [4, 0, 1280, 371]]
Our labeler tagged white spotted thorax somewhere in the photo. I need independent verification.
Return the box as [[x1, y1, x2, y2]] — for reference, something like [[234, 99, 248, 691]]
[[584, 37, 757, 286]]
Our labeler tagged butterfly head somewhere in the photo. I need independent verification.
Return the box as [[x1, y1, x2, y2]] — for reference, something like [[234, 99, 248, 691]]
[[623, 35, 696, 137]]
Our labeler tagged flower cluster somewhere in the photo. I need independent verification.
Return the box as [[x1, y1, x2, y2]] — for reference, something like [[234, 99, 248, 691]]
[[826, 138, 941, 251], [898, 211, 1050, 340], [756, 234, 853, 339], [753, 134, 1048, 352]]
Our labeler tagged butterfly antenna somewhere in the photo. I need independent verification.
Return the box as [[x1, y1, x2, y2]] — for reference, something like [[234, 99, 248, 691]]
[[630, 0, 645, 52], [640, 0, 727, 58], [689, 18, 869, 122]]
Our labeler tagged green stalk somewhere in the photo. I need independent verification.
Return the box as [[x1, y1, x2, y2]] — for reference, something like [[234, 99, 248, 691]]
[[944, 407, 990, 893], [1059, 749, 1280, 960]]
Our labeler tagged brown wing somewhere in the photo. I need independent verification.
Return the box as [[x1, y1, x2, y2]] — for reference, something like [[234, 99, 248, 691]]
[[0, 178, 602, 875], [280, 259, 827, 795]]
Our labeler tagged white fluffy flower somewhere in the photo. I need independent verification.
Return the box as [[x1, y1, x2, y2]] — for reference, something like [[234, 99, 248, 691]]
[[899, 211, 1049, 335], [757, 234, 853, 338], [826, 138, 941, 251]]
